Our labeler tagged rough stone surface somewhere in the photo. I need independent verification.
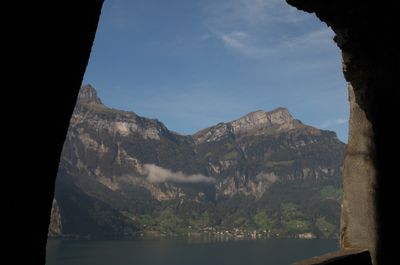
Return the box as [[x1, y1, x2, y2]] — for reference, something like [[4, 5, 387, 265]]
[[287, 0, 398, 264], [341, 84, 376, 251]]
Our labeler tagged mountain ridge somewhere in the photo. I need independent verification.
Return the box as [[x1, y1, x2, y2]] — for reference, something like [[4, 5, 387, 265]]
[[78, 84, 334, 141], [50, 84, 345, 240]]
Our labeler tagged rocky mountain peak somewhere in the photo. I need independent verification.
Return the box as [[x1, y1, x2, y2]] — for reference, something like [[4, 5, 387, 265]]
[[230, 107, 295, 136], [193, 108, 299, 143], [78, 84, 103, 105], [235, 108, 293, 126], [71, 85, 174, 141]]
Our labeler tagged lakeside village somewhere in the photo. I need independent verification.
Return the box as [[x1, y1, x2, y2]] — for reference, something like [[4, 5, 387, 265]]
[[140, 226, 317, 241]]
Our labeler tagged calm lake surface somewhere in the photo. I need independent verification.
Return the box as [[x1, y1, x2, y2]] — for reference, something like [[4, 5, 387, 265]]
[[46, 238, 339, 265]]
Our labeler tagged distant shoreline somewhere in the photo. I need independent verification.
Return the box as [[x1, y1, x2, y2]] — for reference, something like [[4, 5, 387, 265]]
[[48, 230, 338, 242]]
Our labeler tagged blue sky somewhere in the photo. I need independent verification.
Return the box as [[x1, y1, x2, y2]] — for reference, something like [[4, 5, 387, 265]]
[[83, 0, 349, 142]]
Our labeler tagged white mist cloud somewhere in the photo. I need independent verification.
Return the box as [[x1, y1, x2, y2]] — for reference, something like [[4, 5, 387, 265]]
[[143, 164, 215, 184]]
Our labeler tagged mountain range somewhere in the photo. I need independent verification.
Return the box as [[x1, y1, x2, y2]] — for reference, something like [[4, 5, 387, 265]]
[[48, 85, 345, 239]]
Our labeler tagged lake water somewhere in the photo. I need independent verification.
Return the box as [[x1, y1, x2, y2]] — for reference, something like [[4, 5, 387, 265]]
[[46, 238, 339, 265]]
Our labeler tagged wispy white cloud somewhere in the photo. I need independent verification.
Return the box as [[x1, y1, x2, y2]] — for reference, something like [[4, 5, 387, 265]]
[[202, 0, 334, 58], [218, 31, 273, 57], [319, 118, 348, 128], [219, 31, 271, 56], [144, 164, 215, 184], [221, 31, 248, 49], [218, 27, 333, 57], [282, 28, 334, 49], [202, 0, 306, 29]]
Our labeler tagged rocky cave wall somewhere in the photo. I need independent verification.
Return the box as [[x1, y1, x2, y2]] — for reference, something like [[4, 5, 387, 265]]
[[287, 0, 398, 264], [7, 0, 398, 264]]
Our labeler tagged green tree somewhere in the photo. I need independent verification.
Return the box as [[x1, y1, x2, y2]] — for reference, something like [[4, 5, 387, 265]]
[[280, 202, 310, 234], [320, 186, 343, 201], [254, 210, 274, 230], [189, 211, 210, 229], [280, 202, 304, 221], [316, 217, 336, 238], [158, 208, 183, 233], [233, 216, 252, 228]]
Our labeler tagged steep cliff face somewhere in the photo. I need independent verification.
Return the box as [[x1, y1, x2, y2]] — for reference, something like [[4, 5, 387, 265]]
[[194, 108, 301, 143], [52, 85, 345, 238], [48, 199, 62, 237], [193, 107, 343, 199]]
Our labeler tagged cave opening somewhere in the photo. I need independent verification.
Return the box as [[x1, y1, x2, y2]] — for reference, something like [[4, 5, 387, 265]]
[[45, 1, 350, 265], [10, 0, 398, 265]]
